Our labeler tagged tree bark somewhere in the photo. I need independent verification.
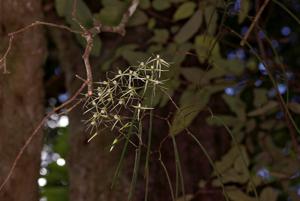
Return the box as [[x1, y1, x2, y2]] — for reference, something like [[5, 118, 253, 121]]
[[0, 0, 46, 200]]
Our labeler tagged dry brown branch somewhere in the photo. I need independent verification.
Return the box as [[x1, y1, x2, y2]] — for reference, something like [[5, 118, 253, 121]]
[[0, 81, 87, 192], [0, 21, 81, 74], [70, 0, 140, 95], [240, 0, 271, 46], [0, 36, 12, 73], [255, 29, 300, 155], [99, 0, 140, 36]]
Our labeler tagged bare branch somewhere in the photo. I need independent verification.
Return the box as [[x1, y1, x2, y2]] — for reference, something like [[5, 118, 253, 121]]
[[82, 32, 94, 96], [93, 0, 140, 36], [0, 21, 81, 74], [69, 0, 140, 95], [0, 36, 12, 74], [240, 0, 270, 46]]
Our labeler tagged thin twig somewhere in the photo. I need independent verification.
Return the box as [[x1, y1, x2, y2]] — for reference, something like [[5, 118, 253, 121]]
[[255, 29, 300, 155], [0, 21, 81, 74], [8, 21, 82, 36], [73, 0, 140, 95], [0, 36, 12, 73], [93, 0, 140, 36], [82, 32, 94, 96], [240, 0, 270, 46]]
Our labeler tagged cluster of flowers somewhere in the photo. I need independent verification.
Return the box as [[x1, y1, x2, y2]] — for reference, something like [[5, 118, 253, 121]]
[[84, 55, 170, 142]]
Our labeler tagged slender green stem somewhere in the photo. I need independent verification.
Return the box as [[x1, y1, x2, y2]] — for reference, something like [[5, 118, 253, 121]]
[[260, 28, 289, 103], [171, 135, 186, 200], [159, 155, 176, 201], [128, 120, 143, 200], [272, 0, 300, 25], [144, 109, 153, 201], [161, 88, 229, 200], [111, 110, 137, 189]]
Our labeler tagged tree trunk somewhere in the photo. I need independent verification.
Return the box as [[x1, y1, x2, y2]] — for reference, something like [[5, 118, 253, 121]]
[[0, 0, 46, 200]]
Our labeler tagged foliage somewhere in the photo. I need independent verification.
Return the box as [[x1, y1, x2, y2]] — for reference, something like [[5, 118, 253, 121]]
[[43, 0, 300, 200]]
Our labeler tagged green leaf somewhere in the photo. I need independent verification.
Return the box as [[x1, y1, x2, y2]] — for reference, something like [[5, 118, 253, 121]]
[[148, 44, 163, 53], [222, 94, 246, 121], [219, 168, 249, 184], [75, 34, 101, 56], [115, 44, 138, 57], [152, 0, 171, 11], [246, 58, 257, 71], [204, 5, 218, 35], [233, 148, 249, 172], [213, 59, 244, 76], [55, 0, 93, 28], [55, 0, 101, 55], [174, 10, 203, 43], [121, 50, 149, 65], [170, 86, 210, 135], [248, 101, 278, 117], [238, 0, 251, 24], [253, 89, 268, 108], [170, 85, 225, 135], [96, 1, 127, 26], [200, 65, 227, 84], [173, 2, 196, 21], [222, 59, 245, 76], [213, 145, 250, 184], [215, 145, 248, 173], [151, 29, 170, 44], [55, 0, 67, 17], [206, 115, 240, 127], [181, 67, 204, 84], [140, 0, 151, 9], [91, 37, 102, 56], [148, 18, 156, 30], [128, 9, 148, 26], [65, 0, 93, 29], [226, 187, 256, 201], [173, 43, 193, 64], [288, 102, 300, 114], [195, 34, 220, 63], [260, 187, 278, 201], [101, 59, 113, 71]]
